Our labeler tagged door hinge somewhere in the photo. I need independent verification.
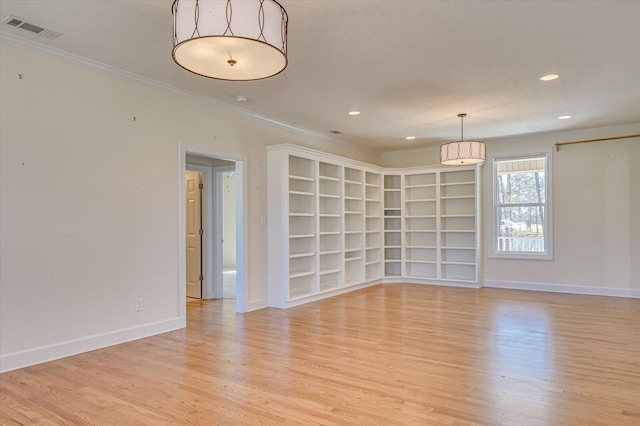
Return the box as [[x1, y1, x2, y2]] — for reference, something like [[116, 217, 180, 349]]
[[199, 274, 203, 282], [199, 183, 204, 189], [199, 228, 203, 236]]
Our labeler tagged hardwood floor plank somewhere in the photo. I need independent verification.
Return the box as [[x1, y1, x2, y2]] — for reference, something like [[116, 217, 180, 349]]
[[1, 284, 639, 425]]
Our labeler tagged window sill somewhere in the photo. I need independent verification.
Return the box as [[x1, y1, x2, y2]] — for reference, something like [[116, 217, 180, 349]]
[[489, 252, 553, 261]]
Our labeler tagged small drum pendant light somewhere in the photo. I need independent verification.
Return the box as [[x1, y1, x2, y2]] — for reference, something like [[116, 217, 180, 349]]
[[440, 114, 486, 165], [172, 0, 288, 81]]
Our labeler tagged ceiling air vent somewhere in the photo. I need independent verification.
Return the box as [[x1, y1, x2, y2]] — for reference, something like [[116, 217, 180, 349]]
[[3, 15, 62, 40]]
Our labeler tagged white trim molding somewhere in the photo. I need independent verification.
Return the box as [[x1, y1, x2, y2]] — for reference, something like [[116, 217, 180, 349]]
[[483, 279, 640, 299], [246, 298, 269, 312], [0, 318, 181, 373], [381, 279, 481, 289], [280, 281, 381, 309]]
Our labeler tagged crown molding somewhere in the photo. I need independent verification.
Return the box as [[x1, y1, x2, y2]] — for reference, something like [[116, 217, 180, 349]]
[[0, 31, 378, 157]]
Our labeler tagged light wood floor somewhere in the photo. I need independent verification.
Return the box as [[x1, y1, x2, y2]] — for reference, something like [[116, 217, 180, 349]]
[[1, 284, 639, 425]]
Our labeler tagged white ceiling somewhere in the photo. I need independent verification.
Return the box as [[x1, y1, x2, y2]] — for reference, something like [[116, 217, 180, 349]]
[[2, 0, 639, 152]]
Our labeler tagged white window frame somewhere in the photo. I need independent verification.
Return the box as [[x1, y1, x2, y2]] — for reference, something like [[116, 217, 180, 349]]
[[489, 147, 553, 260]]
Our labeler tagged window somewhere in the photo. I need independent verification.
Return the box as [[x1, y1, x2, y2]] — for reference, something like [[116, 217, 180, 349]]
[[490, 149, 553, 259]]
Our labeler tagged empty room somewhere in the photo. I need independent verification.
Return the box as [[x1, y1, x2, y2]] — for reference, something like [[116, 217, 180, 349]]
[[1, 1, 639, 425]]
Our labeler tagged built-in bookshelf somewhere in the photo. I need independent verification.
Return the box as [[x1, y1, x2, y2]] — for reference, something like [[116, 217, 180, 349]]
[[439, 168, 477, 282], [267, 146, 385, 309], [318, 161, 343, 292], [364, 171, 382, 280], [383, 174, 402, 277], [268, 145, 480, 309], [288, 155, 317, 299], [344, 167, 364, 286], [404, 172, 437, 279]]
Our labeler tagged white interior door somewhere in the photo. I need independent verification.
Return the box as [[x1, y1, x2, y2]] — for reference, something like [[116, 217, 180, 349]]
[[186, 170, 202, 298]]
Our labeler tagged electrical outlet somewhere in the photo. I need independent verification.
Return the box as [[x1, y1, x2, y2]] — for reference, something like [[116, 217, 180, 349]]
[[135, 297, 144, 312]]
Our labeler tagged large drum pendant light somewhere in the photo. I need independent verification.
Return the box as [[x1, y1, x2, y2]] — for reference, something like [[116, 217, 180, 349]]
[[440, 114, 486, 165], [172, 0, 288, 81]]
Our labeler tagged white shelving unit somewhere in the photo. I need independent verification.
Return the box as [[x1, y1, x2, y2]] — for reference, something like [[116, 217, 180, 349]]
[[364, 171, 382, 281], [268, 145, 480, 309], [288, 156, 317, 300], [344, 167, 364, 286], [267, 146, 384, 308], [404, 172, 437, 279], [383, 174, 402, 278], [382, 166, 479, 284], [318, 161, 343, 293], [439, 168, 478, 282]]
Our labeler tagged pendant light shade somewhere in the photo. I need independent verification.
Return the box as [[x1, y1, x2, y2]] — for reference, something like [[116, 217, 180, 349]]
[[172, 0, 288, 81], [440, 114, 486, 165]]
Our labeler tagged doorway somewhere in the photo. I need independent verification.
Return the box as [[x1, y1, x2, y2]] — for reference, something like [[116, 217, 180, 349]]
[[184, 154, 240, 307]]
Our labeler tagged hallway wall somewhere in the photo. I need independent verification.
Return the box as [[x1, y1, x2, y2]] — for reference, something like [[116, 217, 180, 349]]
[[223, 171, 236, 268]]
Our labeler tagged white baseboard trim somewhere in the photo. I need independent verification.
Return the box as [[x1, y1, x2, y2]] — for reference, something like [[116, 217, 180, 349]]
[[381, 278, 480, 288], [380, 278, 399, 285], [246, 297, 268, 312], [279, 280, 381, 309], [482, 280, 640, 298], [0, 317, 182, 373]]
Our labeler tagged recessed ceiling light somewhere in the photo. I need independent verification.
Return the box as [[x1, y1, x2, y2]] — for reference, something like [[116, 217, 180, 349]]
[[558, 115, 572, 120], [348, 111, 361, 116], [405, 136, 416, 140], [540, 74, 559, 81]]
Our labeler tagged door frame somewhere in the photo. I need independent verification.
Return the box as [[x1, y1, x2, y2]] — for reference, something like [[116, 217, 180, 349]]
[[179, 145, 246, 328]]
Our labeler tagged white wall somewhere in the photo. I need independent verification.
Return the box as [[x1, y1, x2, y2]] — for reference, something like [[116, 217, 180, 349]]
[[482, 125, 640, 294], [381, 145, 441, 168], [0, 39, 379, 368], [222, 171, 236, 267], [381, 124, 640, 295]]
